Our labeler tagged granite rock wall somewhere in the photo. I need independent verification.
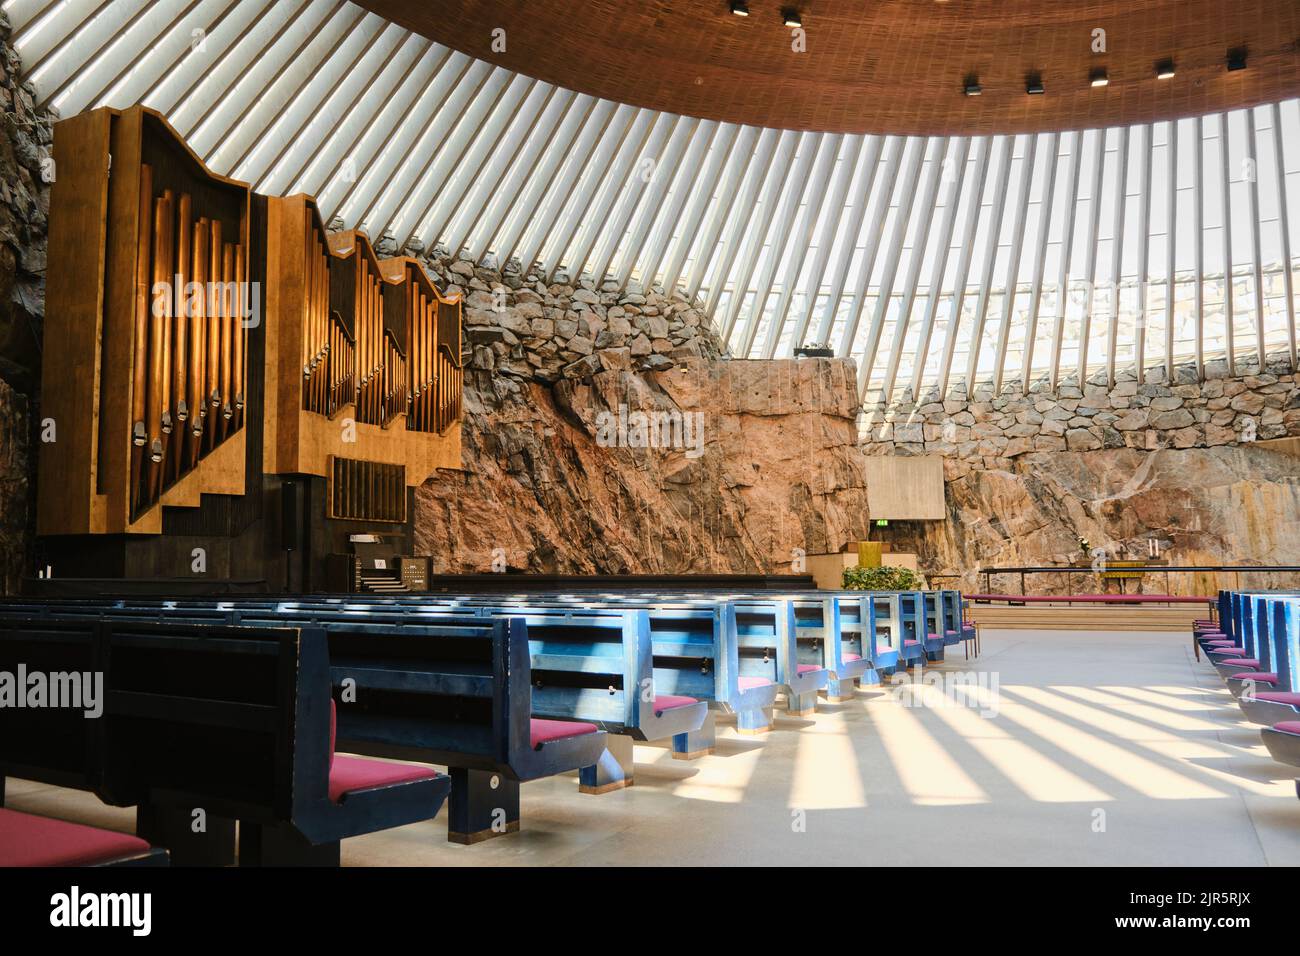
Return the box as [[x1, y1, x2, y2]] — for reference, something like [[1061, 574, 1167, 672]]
[[862, 354, 1300, 593], [0, 13, 52, 592]]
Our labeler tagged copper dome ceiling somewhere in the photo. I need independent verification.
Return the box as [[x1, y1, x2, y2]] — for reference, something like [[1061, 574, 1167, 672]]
[[355, 0, 1300, 135]]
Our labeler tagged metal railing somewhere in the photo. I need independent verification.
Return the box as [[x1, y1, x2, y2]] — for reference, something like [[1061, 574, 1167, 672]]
[[977, 564, 1300, 597]]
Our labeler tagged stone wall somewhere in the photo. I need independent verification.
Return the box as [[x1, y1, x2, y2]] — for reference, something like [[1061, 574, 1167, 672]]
[[861, 355, 1300, 593], [863, 353, 1300, 468], [423, 253, 727, 386], [0, 13, 52, 592]]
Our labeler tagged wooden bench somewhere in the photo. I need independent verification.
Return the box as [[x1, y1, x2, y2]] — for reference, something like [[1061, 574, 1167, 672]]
[[0, 617, 451, 865], [791, 594, 880, 701], [230, 605, 704, 794], [1237, 597, 1299, 724], [858, 591, 920, 670], [276, 595, 778, 750], [0, 604, 615, 844]]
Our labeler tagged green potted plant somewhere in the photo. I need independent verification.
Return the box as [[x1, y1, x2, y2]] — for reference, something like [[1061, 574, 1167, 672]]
[[842, 565, 924, 591]]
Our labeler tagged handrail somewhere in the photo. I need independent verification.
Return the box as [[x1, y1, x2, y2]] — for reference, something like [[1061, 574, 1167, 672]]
[[981, 565, 1300, 573], [968, 593, 1212, 604], [977, 564, 1300, 597]]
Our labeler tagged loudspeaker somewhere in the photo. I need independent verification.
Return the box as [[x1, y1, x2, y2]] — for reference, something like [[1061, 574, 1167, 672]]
[[280, 479, 303, 552]]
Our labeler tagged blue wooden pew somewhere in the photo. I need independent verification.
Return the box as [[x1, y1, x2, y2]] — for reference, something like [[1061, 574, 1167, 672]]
[[792, 594, 880, 700], [543, 594, 828, 723], [860, 591, 920, 669], [208, 603, 706, 794], [433, 596, 782, 742], [1237, 597, 1299, 725]]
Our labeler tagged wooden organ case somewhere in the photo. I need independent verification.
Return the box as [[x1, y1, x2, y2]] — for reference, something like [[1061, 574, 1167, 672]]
[[36, 107, 463, 593]]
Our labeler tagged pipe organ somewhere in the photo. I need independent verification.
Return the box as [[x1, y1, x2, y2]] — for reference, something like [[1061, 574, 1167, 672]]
[[37, 106, 462, 590]]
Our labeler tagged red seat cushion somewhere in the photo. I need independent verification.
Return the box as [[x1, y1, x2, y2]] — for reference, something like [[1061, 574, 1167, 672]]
[[328, 755, 438, 803], [1232, 671, 1277, 683], [0, 808, 152, 867], [529, 717, 599, 749], [738, 675, 773, 691], [945, 630, 958, 636], [1220, 658, 1259, 667], [654, 694, 698, 714], [1272, 721, 1300, 736], [903, 639, 920, 647], [796, 663, 822, 674], [843, 653, 861, 662], [1252, 692, 1300, 706]]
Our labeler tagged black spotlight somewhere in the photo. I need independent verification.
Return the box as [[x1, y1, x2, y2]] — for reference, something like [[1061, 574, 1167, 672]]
[[1026, 73, 1045, 95], [963, 75, 982, 96], [1227, 47, 1247, 71], [1156, 59, 1176, 79], [782, 6, 801, 27], [729, 0, 749, 15]]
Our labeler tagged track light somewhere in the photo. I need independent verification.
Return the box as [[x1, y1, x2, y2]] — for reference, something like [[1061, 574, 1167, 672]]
[[1227, 48, 1247, 71], [782, 7, 801, 27], [963, 75, 982, 96], [1026, 73, 1044, 95], [1156, 59, 1176, 79], [729, 0, 749, 15], [1090, 68, 1109, 88]]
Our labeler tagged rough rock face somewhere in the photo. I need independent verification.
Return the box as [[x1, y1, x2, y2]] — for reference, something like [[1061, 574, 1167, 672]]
[[0, 373, 30, 592], [880, 442, 1300, 594], [414, 356, 873, 573], [864, 353, 1300, 593], [0, 13, 53, 592]]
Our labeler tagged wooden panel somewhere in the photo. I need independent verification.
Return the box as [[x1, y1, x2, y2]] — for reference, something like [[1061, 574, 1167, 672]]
[[328, 457, 406, 522], [40, 105, 252, 535], [40, 110, 464, 544], [969, 604, 1204, 631], [357, 0, 1300, 136], [37, 109, 112, 536], [265, 214, 463, 484], [864, 455, 947, 520]]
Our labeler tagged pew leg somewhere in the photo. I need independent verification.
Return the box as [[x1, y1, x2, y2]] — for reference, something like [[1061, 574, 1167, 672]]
[[858, 667, 882, 687], [735, 706, 772, 735], [446, 768, 520, 844], [787, 690, 818, 717], [671, 710, 716, 759], [238, 822, 339, 867], [926, 649, 945, 663], [824, 675, 858, 702], [136, 803, 236, 867], [579, 733, 635, 794]]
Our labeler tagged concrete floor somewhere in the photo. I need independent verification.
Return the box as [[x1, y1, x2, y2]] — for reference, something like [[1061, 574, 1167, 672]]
[[8, 628, 1298, 865]]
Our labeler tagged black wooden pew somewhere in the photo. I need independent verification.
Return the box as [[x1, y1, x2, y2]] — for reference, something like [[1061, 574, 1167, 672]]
[[0, 617, 452, 864]]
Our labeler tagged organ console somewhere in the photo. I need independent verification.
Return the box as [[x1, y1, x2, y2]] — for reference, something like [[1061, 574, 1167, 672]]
[[37, 106, 462, 591]]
